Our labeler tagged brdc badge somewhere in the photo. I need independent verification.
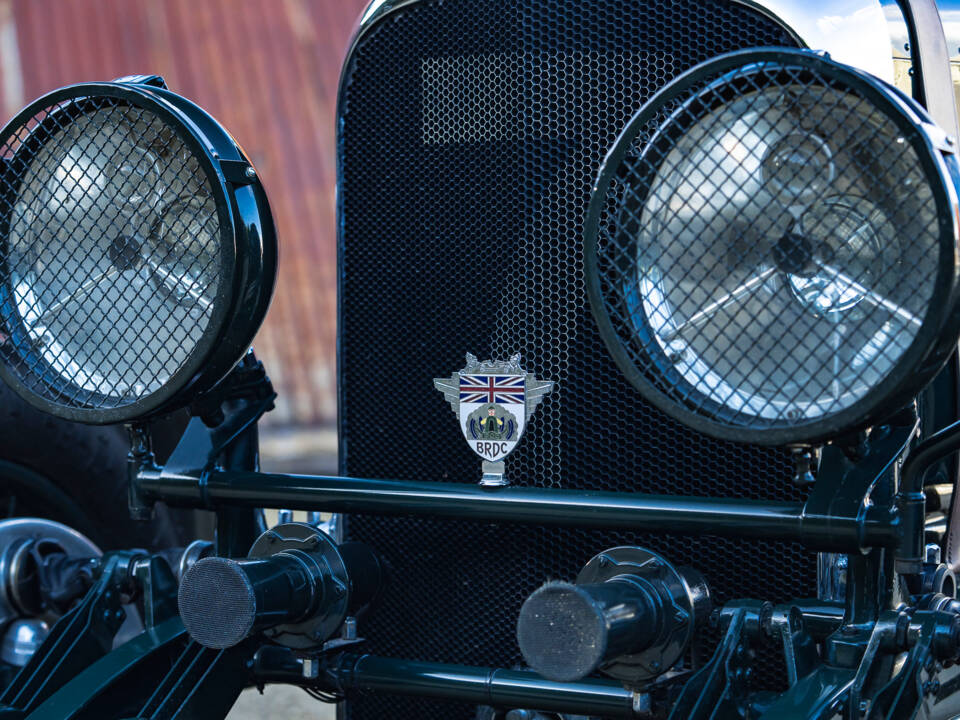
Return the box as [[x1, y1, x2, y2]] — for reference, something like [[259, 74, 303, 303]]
[[434, 353, 554, 486]]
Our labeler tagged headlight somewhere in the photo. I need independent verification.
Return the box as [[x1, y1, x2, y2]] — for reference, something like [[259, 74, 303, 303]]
[[584, 49, 960, 446], [0, 80, 276, 424]]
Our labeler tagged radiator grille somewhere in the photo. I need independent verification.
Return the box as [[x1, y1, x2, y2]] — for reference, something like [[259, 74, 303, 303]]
[[338, 2, 810, 717]]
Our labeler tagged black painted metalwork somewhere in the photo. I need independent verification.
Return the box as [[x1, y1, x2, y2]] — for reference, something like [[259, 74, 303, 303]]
[[318, 654, 640, 719], [20, 618, 190, 720], [667, 600, 770, 719], [121, 366, 928, 718], [178, 523, 381, 650], [129, 640, 251, 720], [516, 546, 711, 684], [899, 416, 960, 572], [134, 469, 899, 552]]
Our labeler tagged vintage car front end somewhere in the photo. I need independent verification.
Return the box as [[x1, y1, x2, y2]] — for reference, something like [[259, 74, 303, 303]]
[[1, 2, 960, 720]]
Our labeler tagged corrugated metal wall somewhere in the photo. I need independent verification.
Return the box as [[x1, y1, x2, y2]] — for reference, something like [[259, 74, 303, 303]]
[[0, 0, 369, 426]]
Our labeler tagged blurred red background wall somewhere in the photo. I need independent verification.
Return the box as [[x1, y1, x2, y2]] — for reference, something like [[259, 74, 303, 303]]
[[0, 0, 370, 426]]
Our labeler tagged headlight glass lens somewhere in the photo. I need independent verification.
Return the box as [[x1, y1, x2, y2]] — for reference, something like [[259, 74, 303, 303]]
[[587, 54, 953, 441], [0, 98, 224, 410]]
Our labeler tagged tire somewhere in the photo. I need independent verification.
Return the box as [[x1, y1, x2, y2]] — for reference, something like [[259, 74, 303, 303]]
[[0, 382, 198, 551]]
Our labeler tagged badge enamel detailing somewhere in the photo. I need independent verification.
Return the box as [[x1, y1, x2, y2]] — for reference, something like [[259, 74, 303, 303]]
[[434, 353, 554, 486]]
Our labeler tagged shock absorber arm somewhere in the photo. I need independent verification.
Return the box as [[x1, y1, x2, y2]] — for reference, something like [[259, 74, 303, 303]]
[[0, 551, 162, 718]]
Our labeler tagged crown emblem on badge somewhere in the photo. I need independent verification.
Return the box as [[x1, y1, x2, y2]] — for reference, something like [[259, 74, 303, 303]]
[[434, 353, 554, 487]]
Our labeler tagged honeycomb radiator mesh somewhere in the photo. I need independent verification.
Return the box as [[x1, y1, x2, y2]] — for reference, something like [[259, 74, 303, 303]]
[[338, 2, 808, 717]]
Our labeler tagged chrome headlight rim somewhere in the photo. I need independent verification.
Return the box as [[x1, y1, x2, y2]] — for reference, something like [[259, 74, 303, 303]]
[[584, 48, 960, 447], [0, 81, 276, 425]]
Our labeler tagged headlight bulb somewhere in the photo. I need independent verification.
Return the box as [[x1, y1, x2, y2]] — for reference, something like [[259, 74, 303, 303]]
[[791, 195, 893, 319], [145, 197, 220, 317], [761, 132, 835, 201]]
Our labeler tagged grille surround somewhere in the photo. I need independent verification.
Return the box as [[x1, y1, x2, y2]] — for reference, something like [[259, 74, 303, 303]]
[[337, 2, 815, 718]]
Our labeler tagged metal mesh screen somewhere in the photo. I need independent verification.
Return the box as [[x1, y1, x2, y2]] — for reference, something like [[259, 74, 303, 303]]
[[590, 60, 940, 433], [0, 96, 223, 412], [178, 557, 257, 650], [338, 2, 810, 718]]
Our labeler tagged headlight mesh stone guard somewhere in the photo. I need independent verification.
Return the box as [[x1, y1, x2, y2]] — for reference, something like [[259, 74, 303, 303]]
[[585, 50, 960, 445]]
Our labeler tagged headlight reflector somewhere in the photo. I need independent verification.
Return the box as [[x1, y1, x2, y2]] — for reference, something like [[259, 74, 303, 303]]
[[584, 50, 960, 445], [0, 81, 276, 423]]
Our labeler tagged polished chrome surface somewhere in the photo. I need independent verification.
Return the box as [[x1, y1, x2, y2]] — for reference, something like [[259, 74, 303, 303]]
[[176, 539, 214, 582], [0, 618, 49, 667], [0, 518, 147, 668], [817, 552, 848, 602], [0, 517, 100, 629], [940, 0, 960, 58], [734, 1, 898, 81], [898, 0, 960, 134], [727, 2, 956, 135], [936, 0, 960, 122], [739, 0, 958, 138]]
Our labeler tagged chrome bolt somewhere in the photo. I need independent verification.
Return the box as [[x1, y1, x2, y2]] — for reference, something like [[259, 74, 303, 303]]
[[342, 616, 358, 641], [244, 165, 257, 179], [632, 692, 652, 715]]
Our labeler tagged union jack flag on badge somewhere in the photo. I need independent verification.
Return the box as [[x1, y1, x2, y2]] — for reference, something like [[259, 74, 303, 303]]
[[434, 353, 554, 485], [458, 375, 526, 404]]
